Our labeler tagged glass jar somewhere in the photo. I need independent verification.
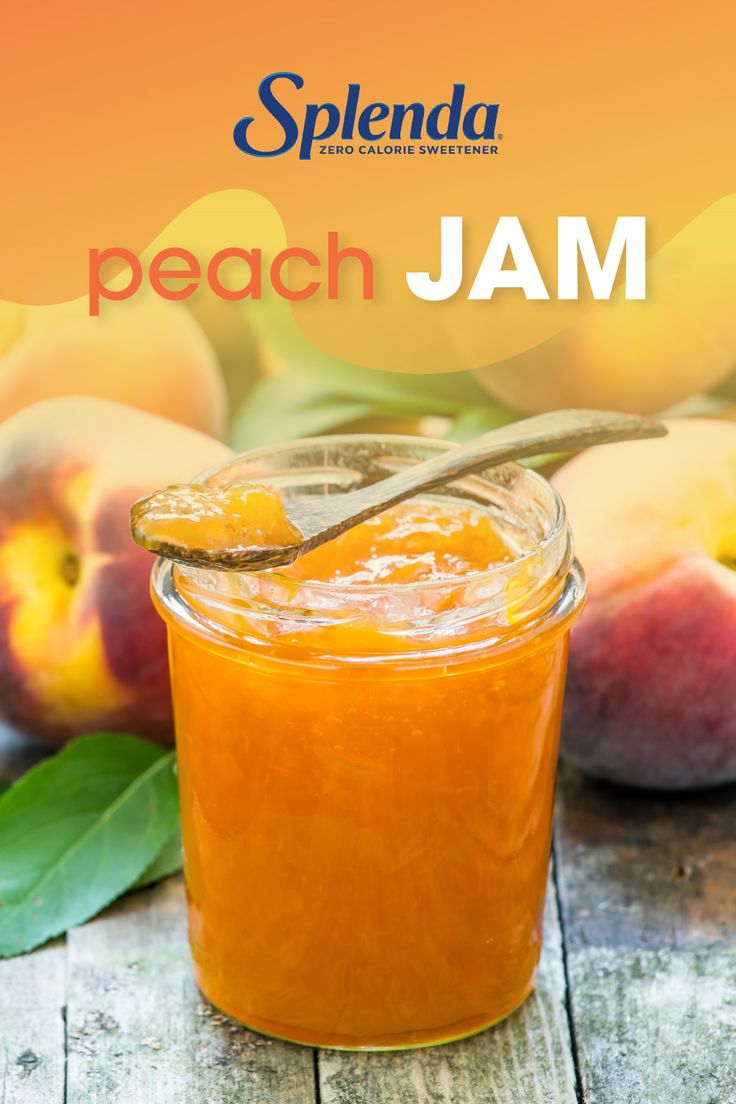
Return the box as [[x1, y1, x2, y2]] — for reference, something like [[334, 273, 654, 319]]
[[151, 435, 586, 1050]]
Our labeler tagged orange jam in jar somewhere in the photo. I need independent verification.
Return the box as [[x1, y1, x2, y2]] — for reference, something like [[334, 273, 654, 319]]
[[151, 436, 586, 1050]]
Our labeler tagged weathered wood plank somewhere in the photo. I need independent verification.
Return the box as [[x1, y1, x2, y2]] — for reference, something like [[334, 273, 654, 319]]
[[555, 763, 736, 1103], [0, 727, 67, 1104], [319, 876, 578, 1104], [65, 876, 317, 1104], [0, 943, 67, 1104], [555, 764, 736, 953], [567, 947, 736, 1104]]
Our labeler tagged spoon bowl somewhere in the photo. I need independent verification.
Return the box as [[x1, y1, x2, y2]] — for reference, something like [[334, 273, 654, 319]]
[[131, 409, 667, 572]]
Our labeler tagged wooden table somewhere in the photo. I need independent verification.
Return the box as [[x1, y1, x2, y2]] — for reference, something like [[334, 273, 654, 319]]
[[1, 727, 734, 1104]]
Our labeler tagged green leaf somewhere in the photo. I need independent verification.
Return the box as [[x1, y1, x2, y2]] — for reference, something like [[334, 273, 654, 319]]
[[0, 733, 178, 957], [0, 781, 9, 798], [243, 279, 474, 412], [443, 404, 518, 442], [132, 829, 183, 890], [519, 451, 566, 470], [230, 359, 516, 451], [262, 360, 490, 415], [231, 374, 375, 449], [656, 392, 732, 417], [229, 242, 525, 451]]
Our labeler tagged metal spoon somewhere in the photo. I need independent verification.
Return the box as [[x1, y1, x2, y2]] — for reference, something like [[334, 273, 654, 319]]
[[134, 409, 666, 571]]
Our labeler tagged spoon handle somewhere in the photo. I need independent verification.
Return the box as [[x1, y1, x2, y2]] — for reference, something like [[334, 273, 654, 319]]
[[300, 409, 666, 541]]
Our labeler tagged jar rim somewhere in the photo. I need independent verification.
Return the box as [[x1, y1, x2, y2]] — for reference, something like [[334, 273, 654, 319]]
[[190, 433, 569, 597], [151, 433, 585, 663]]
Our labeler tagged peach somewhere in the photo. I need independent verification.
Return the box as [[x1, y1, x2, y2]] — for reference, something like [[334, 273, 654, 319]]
[[553, 418, 736, 789], [475, 195, 736, 415], [0, 396, 231, 745], [0, 295, 228, 436]]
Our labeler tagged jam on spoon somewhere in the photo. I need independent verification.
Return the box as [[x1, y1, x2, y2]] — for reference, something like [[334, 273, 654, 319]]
[[131, 482, 302, 569], [131, 409, 667, 572]]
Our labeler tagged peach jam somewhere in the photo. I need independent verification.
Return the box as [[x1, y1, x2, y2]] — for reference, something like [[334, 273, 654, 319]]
[[131, 482, 302, 557], [150, 436, 586, 1050]]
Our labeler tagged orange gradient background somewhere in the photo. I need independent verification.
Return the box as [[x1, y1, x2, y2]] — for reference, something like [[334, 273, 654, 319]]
[[2, 0, 734, 373]]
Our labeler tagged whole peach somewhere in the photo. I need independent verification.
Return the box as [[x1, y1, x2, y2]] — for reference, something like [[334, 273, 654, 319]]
[[0, 396, 231, 744], [553, 419, 736, 789], [475, 196, 736, 416], [0, 296, 227, 436]]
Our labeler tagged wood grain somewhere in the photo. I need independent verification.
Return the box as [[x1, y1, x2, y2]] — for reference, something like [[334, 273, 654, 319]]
[[555, 763, 736, 1103], [567, 947, 736, 1104], [0, 943, 66, 1104], [0, 729, 68, 1104], [555, 763, 736, 952], [290, 408, 667, 550], [318, 879, 579, 1104], [64, 877, 317, 1104], [3, 725, 733, 1103], [146, 408, 666, 570]]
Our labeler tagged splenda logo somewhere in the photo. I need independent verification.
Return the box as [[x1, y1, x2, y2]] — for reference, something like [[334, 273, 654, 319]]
[[233, 72, 500, 161]]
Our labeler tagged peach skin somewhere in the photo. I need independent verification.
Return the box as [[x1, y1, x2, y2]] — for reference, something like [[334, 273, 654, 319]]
[[0, 396, 231, 745], [553, 418, 736, 789], [476, 196, 736, 416], [0, 296, 228, 436]]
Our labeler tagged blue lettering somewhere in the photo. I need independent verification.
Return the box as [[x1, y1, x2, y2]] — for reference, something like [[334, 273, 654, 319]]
[[233, 72, 302, 158], [233, 76, 502, 158], [342, 84, 360, 138], [301, 102, 340, 159], [463, 103, 499, 140], [426, 84, 464, 140], [389, 103, 424, 140], [358, 103, 390, 140]]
